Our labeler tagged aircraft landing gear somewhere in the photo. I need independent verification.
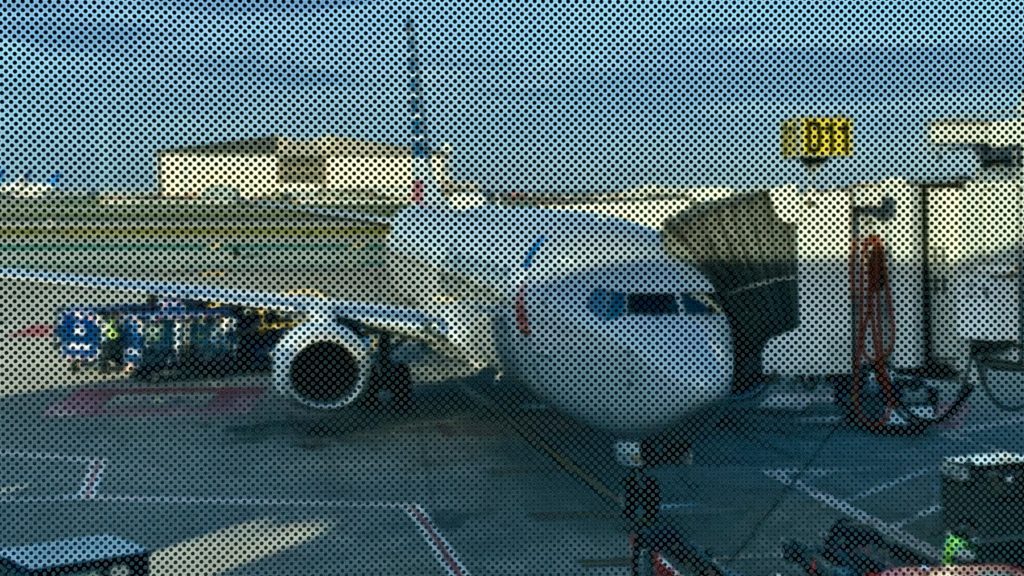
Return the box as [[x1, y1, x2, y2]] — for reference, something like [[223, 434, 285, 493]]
[[617, 440, 663, 576], [623, 462, 661, 576], [362, 363, 413, 413], [616, 440, 662, 524], [614, 438, 692, 469], [624, 466, 730, 576], [623, 467, 661, 528], [617, 439, 724, 576], [362, 333, 413, 413], [389, 364, 413, 413], [616, 437, 692, 526]]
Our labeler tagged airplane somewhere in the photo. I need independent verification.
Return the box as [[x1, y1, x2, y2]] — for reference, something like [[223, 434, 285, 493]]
[[0, 21, 736, 521]]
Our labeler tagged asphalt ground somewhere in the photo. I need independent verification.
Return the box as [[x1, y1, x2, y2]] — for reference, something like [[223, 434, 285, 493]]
[[0, 283, 629, 576], [2, 239, 1024, 575], [0, 246, 633, 576]]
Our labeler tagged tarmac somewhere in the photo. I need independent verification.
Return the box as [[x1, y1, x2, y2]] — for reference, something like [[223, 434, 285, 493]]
[[2, 242, 1024, 575]]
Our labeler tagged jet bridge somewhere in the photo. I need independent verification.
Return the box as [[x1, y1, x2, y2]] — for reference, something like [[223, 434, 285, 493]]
[[662, 190, 799, 390], [929, 115, 1024, 348], [662, 176, 1005, 386]]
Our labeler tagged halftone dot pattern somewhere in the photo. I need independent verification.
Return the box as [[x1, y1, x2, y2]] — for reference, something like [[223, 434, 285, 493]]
[[2, 2, 1023, 575]]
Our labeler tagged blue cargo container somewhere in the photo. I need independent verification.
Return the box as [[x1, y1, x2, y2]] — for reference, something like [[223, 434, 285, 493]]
[[55, 308, 103, 364]]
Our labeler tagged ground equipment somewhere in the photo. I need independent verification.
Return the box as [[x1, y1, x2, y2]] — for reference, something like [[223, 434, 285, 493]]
[[942, 452, 1024, 565], [55, 299, 291, 379]]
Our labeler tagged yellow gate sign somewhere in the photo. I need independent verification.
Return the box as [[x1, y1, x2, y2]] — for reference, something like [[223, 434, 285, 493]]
[[782, 117, 854, 158]]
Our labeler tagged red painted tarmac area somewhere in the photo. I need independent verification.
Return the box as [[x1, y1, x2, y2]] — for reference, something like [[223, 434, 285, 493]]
[[9, 323, 54, 338], [46, 386, 264, 417]]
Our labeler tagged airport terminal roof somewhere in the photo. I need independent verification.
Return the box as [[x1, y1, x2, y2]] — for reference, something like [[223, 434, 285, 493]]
[[158, 135, 425, 158], [930, 118, 1024, 148]]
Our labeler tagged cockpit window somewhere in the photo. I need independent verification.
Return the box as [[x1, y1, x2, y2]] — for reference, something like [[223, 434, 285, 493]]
[[627, 293, 679, 315], [587, 290, 721, 320], [587, 289, 627, 321]]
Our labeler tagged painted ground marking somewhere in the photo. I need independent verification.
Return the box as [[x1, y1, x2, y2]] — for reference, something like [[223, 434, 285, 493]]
[[46, 387, 264, 417], [0, 486, 469, 575], [847, 467, 932, 502], [765, 468, 942, 562]]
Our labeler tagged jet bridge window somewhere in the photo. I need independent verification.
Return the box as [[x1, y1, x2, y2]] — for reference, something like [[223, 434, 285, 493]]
[[588, 290, 721, 320]]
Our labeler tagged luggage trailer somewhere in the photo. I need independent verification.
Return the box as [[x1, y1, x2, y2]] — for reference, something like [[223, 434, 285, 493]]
[[54, 300, 291, 379]]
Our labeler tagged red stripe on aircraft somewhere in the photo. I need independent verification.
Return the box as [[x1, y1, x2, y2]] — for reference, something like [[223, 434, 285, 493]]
[[411, 180, 425, 204], [515, 284, 531, 336]]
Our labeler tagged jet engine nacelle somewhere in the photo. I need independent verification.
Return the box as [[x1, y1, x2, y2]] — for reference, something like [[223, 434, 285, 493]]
[[271, 322, 373, 409]]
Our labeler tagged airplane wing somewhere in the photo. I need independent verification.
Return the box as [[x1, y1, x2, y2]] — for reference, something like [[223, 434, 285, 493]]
[[0, 267, 451, 349], [257, 201, 395, 227]]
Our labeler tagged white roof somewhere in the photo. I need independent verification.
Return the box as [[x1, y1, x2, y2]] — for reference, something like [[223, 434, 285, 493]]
[[929, 117, 1024, 148]]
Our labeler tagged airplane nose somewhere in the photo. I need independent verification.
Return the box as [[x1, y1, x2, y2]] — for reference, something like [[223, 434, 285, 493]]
[[520, 275, 734, 437], [549, 313, 735, 437], [643, 317, 733, 381], [687, 320, 732, 384], [632, 317, 734, 407]]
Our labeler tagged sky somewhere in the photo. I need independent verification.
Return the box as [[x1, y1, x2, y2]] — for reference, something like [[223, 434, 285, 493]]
[[1, 0, 1022, 193]]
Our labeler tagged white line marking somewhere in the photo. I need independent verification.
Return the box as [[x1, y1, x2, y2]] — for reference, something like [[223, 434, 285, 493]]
[[0, 446, 470, 574], [759, 390, 835, 410], [0, 449, 108, 500], [848, 467, 931, 502], [765, 469, 942, 562], [766, 467, 842, 478], [895, 504, 942, 528], [76, 459, 106, 500], [151, 518, 331, 576], [950, 413, 1024, 435], [0, 493, 408, 508], [0, 484, 28, 494], [659, 501, 699, 511], [653, 551, 684, 576], [0, 491, 471, 574], [405, 504, 470, 576]]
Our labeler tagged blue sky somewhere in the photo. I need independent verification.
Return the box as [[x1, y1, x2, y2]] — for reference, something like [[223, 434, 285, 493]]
[[2, 0, 1022, 193]]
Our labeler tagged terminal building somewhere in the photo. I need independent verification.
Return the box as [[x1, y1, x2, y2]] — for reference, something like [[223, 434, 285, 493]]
[[156, 135, 478, 204]]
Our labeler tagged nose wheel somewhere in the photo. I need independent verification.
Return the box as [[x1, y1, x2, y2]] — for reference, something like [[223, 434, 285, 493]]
[[618, 439, 726, 576], [623, 468, 661, 528], [616, 436, 692, 527], [615, 438, 692, 468], [616, 440, 664, 528]]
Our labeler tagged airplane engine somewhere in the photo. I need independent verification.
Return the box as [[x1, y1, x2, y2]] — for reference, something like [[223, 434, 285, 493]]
[[271, 322, 373, 409]]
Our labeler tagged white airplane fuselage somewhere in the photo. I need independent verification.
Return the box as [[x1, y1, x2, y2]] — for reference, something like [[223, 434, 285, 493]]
[[387, 202, 735, 439]]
